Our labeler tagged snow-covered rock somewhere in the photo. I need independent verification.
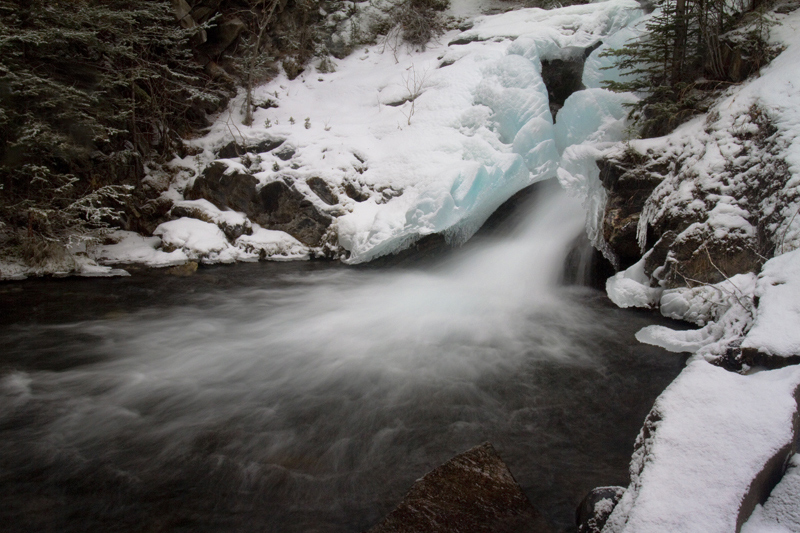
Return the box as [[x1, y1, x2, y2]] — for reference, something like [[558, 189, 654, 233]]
[[603, 358, 800, 533], [742, 248, 800, 364], [171, 199, 252, 241], [235, 225, 310, 261], [154, 218, 238, 263]]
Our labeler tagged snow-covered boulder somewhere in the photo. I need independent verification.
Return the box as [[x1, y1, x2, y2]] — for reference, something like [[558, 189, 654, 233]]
[[171, 199, 252, 240], [742, 248, 800, 367], [235, 225, 310, 261], [602, 358, 800, 533], [154, 218, 237, 263]]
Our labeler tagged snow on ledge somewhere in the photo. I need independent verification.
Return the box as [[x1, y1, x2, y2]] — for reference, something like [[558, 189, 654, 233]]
[[742, 249, 800, 359], [603, 358, 800, 533]]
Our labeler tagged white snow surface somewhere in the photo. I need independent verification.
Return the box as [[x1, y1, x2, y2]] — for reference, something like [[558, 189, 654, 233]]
[[742, 454, 800, 533], [175, 0, 641, 264], [742, 248, 800, 358], [94, 230, 191, 268], [154, 218, 238, 263], [172, 199, 252, 235], [235, 225, 310, 261], [603, 358, 800, 533], [605, 257, 662, 308]]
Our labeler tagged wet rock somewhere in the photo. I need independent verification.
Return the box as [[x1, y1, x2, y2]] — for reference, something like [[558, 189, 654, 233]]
[[367, 442, 554, 533], [306, 177, 338, 206], [165, 261, 198, 276], [185, 161, 260, 215], [217, 137, 285, 159], [576, 486, 625, 533], [597, 155, 664, 270], [256, 179, 332, 246]]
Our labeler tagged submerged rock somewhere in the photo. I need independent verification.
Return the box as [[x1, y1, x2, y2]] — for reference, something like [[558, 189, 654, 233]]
[[368, 442, 554, 533]]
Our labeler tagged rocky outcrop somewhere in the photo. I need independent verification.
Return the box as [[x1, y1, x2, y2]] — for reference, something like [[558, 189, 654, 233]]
[[596, 153, 663, 270], [255, 179, 332, 246], [185, 160, 333, 248], [598, 105, 795, 288], [217, 137, 285, 159], [186, 161, 261, 215], [368, 442, 554, 533]]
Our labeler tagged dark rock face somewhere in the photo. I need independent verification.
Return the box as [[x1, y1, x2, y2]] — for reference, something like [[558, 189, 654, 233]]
[[186, 162, 333, 247], [576, 486, 625, 533], [256, 180, 332, 246], [367, 442, 554, 533], [186, 161, 260, 215], [123, 196, 174, 236], [541, 57, 586, 119], [598, 107, 794, 291], [217, 137, 285, 159], [273, 145, 296, 161], [344, 181, 371, 202], [597, 155, 664, 270], [740, 348, 800, 370], [205, 16, 247, 57], [306, 176, 338, 205], [599, 146, 767, 285]]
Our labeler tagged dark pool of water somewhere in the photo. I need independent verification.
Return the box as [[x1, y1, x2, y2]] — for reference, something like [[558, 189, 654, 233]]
[[0, 189, 688, 532]]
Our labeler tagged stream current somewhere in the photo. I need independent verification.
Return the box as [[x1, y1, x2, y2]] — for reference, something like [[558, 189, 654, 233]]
[[0, 182, 686, 532]]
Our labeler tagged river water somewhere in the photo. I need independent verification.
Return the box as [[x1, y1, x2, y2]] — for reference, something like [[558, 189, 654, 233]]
[[0, 183, 686, 532]]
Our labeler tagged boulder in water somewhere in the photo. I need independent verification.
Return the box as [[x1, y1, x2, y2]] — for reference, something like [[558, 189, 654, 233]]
[[368, 442, 554, 533]]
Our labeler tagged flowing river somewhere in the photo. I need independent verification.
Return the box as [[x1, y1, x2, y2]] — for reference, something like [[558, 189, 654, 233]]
[[0, 182, 686, 532]]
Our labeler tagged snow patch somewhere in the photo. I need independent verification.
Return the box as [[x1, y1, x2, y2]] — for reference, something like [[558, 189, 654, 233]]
[[742, 248, 800, 358]]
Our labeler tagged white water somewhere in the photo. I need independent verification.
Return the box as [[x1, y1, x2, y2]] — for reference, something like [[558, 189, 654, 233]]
[[0, 182, 684, 532]]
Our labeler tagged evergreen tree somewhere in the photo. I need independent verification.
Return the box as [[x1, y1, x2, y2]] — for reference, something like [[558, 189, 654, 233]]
[[602, 0, 773, 137], [0, 0, 227, 266]]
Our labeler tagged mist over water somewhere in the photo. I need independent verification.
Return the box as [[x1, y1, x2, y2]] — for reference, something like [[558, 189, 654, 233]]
[[0, 182, 685, 532]]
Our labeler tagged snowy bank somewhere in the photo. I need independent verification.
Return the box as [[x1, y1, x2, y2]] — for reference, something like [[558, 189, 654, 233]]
[[156, 0, 642, 266], [603, 358, 800, 533], [570, 5, 800, 532]]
